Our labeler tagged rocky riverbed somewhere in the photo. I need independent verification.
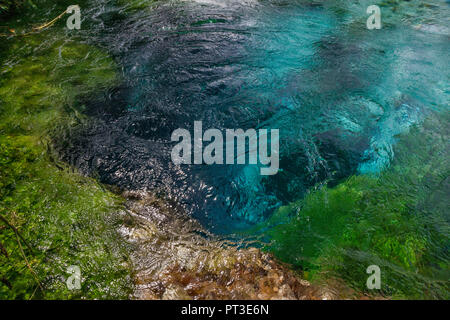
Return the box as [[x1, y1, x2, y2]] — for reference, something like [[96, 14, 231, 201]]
[[119, 190, 364, 300]]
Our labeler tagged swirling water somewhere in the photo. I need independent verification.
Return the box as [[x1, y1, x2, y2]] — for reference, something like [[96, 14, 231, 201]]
[[53, 0, 449, 236]]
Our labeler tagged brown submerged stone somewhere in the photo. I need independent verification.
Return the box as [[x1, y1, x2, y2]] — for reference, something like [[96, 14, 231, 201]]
[[119, 190, 359, 300]]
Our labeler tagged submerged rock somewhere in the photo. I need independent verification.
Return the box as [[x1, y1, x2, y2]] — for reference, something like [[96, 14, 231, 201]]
[[119, 190, 352, 300]]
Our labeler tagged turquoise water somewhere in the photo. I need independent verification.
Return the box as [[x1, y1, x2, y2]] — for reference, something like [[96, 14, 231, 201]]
[[59, 0, 449, 234], [1, 0, 448, 299]]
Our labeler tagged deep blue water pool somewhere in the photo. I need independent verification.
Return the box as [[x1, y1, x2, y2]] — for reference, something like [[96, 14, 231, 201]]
[[61, 0, 449, 234]]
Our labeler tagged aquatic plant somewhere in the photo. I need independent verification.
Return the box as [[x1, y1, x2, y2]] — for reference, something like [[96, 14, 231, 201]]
[[0, 28, 132, 298], [0, 1, 23, 15], [1, 0, 448, 301], [115, 0, 159, 12], [0, 136, 132, 299], [265, 113, 449, 299]]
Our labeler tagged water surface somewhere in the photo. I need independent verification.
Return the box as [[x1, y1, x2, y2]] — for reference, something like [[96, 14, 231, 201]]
[[55, 0, 449, 235]]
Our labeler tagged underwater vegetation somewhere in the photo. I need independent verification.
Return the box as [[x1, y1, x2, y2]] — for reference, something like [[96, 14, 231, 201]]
[[264, 113, 449, 299], [0, 28, 133, 298], [0, 1, 38, 18], [0, 0, 449, 300], [122, 190, 332, 300], [0, 1, 21, 15]]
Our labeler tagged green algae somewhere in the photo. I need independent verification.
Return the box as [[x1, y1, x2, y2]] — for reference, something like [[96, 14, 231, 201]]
[[0, 36, 118, 135], [116, 0, 160, 12], [0, 29, 132, 299], [0, 1, 33, 16], [0, 136, 132, 299], [264, 113, 450, 299], [1, 0, 448, 300]]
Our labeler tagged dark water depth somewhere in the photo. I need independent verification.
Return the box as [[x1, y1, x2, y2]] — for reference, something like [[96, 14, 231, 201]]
[[54, 0, 449, 234]]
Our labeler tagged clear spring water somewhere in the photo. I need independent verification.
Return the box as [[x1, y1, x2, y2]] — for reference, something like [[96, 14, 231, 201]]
[[54, 0, 449, 235]]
